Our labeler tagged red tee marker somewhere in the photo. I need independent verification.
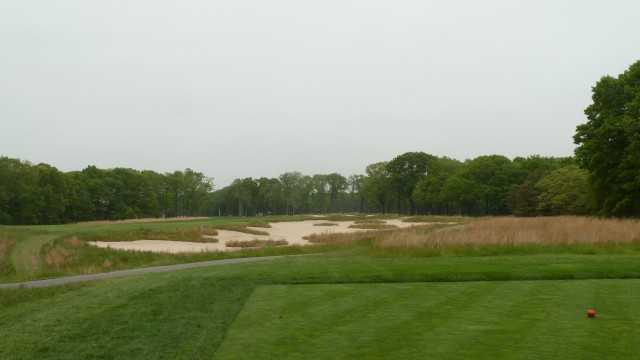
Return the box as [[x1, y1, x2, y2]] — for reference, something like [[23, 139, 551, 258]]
[[587, 309, 596, 318]]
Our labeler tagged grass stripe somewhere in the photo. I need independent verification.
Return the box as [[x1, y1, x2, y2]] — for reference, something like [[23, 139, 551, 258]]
[[3, 255, 640, 359], [214, 280, 640, 359]]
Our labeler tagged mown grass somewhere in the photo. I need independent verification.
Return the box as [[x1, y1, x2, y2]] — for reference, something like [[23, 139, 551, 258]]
[[217, 280, 640, 359], [214, 224, 270, 236], [3, 254, 640, 359]]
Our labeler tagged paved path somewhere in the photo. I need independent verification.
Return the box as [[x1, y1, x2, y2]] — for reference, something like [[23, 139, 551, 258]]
[[0, 255, 300, 289]]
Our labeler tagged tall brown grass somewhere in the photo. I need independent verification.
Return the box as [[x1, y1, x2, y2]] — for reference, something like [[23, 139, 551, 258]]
[[0, 235, 14, 274], [80, 227, 220, 243], [374, 216, 640, 249], [303, 231, 381, 244], [0, 236, 13, 261], [44, 247, 74, 269], [225, 239, 288, 248], [401, 215, 471, 224], [349, 223, 398, 230], [313, 222, 339, 226], [44, 235, 85, 269]]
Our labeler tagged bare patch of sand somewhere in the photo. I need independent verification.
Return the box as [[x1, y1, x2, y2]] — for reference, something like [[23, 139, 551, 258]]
[[88, 219, 422, 253]]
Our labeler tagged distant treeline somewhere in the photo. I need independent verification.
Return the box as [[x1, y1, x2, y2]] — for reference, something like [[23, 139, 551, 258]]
[[0, 152, 595, 225], [0, 157, 212, 224], [208, 153, 593, 217]]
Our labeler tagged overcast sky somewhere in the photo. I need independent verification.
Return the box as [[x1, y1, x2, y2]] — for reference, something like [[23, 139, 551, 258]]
[[1, 1, 639, 187]]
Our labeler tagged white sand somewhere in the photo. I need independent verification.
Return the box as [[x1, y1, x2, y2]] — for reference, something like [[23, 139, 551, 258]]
[[88, 219, 420, 254]]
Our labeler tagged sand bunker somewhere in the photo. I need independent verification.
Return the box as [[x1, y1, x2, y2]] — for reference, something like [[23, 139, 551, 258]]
[[88, 219, 419, 253]]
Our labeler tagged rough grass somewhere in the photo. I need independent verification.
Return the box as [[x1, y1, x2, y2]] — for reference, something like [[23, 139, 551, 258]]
[[78, 227, 220, 243], [349, 223, 398, 230], [303, 231, 379, 244], [226, 239, 289, 248], [43, 235, 84, 270], [0, 234, 15, 276], [375, 216, 640, 249], [313, 222, 339, 226], [77, 222, 272, 243], [401, 215, 472, 224]]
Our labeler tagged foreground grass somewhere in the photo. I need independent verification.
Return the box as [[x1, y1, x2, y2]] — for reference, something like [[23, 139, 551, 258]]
[[217, 281, 639, 359], [2, 254, 640, 359], [0, 277, 251, 359]]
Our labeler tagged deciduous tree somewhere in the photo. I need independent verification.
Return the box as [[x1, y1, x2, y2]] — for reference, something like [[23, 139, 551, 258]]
[[574, 60, 640, 216], [386, 152, 435, 214], [362, 162, 392, 214]]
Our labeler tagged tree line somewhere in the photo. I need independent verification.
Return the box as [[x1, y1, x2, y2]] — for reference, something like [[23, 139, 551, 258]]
[[205, 153, 592, 218], [0, 158, 212, 225], [0, 152, 594, 225]]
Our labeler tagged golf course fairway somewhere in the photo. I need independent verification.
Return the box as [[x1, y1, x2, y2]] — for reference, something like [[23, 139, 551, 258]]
[[3, 254, 640, 359]]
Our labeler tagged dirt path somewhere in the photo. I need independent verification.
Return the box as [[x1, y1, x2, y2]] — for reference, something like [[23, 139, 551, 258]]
[[0, 255, 304, 289]]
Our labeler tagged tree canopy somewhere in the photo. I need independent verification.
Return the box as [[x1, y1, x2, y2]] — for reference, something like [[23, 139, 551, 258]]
[[574, 60, 640, 216], [0, 157, 214, 224], [1, 151, 592, 224]]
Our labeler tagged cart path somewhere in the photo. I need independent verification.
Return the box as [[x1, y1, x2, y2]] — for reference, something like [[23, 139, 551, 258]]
[[0, 255, 305, 289]]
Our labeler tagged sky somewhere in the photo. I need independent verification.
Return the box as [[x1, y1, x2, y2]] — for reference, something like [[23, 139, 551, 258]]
[[1, 1, 639, 187]]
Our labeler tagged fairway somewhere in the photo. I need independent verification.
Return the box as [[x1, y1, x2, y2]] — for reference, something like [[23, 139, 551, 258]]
[[4, 216, 640, 360], [3, 255, 640, 359], [216, 280, 640, 359]]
